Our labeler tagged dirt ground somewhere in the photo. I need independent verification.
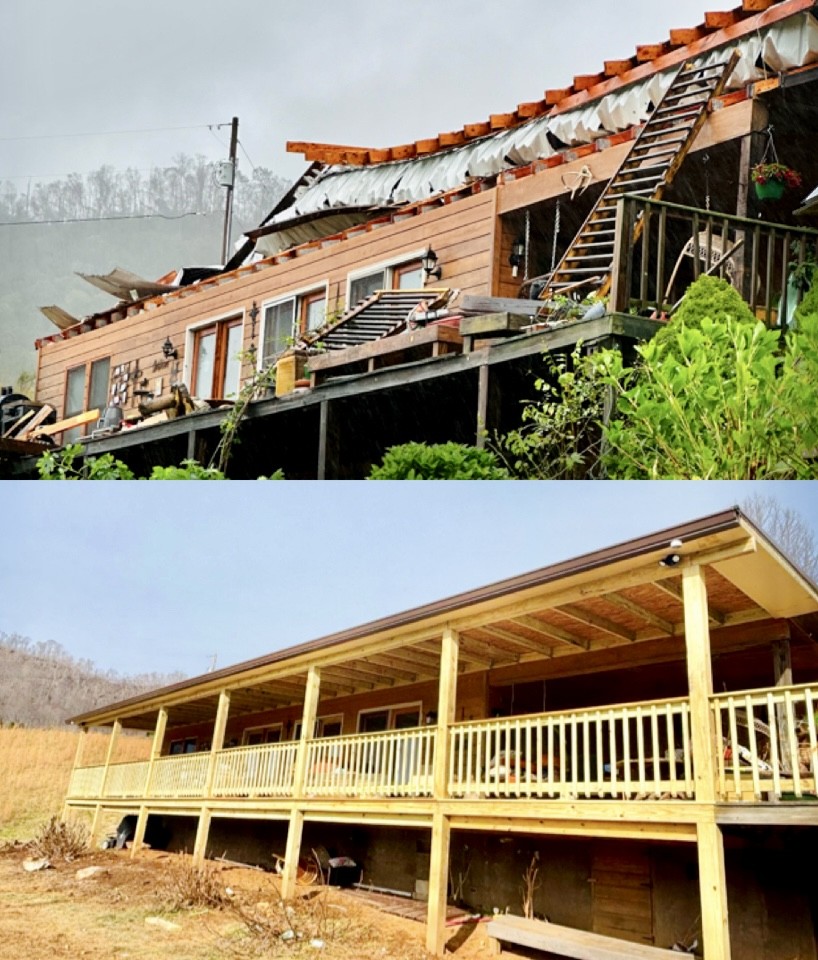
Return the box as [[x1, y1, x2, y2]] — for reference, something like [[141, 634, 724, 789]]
[[0, 845, 501, 960]]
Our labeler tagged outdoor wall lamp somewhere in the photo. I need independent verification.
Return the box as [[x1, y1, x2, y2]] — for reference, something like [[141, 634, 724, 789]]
[[509, 238, 525, 278], [658, 539, 683, 567], [162, 337, 178, 360], [422, 246, 442, 281]]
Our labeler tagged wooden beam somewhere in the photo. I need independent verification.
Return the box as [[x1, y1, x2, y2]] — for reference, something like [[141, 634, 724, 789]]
[[669, 26, 707, 46], [603, 593, 676, 635], [742, 0, 774, 9], [33, 408, 99, 438], [704, 10, 740, 28], [653, 578, 726, 626], [604, 59, 636, 76], [545, 87, 573, 105], [131, 805, 149, 859], [99, 719, 122, 802], [635, 43, 670, 62], [511, 615, 589, 650], [192, 808, 212, 866], [203, 690, 231, 800], [574, 73, 605, 91], [557, 604, 635, 642], [516, 101, 547, 119], [490, 112, 518, 130], [426, 810, 452, 956], [480, 624, 554, 657], [439, 130, 466, 147], [365, 652, 437, 680], [464, 121, 491, 139], [682, 567, 717, 804], [415, 137, 440, 155], [696, 822, 732, 960], [435, 628, 459, 798]]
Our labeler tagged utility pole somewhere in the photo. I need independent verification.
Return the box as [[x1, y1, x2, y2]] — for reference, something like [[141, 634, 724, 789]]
[[221, 116, 239, 264]]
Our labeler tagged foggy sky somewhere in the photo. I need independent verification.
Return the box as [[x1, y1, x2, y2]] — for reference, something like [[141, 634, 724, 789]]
[[4, 0, 719, 189]]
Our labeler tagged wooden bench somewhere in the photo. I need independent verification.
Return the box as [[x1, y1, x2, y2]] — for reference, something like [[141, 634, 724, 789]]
[[486, 915, 683, 959]]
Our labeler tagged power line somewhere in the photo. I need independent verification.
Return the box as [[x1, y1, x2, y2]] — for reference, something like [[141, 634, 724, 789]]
[[0, 211, 211, 227], [0, 122, 230, 144]]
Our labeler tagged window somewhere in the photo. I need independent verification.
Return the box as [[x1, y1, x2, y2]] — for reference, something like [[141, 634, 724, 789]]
[[242, 724, 283, 746], [357, 702, 422, 733], [63, 357, 111, 441], [293, 714, 344, 740], [348, 256, 425, 307], [168, 737, 198, 755], [191, 317, 242, 399], [261, 288, 327, 366]]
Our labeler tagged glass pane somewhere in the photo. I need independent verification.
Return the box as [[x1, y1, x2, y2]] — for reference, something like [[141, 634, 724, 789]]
[[194, 330, 216, 397], [262, 300, 295, 364], [88, 358, 110, 414], [349, 270, 385, 306], [303, 295, 326, 332], [222, 323, 242, 398], [394, 709, 420, 729], [359, 710, 389, 733], [395, 264, 424, 289], [65, 366, 86, 417], [320, 721, 342, 738]]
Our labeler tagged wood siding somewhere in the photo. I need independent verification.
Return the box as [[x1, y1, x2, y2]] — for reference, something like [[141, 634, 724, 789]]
[[35, 191, 497, 416]]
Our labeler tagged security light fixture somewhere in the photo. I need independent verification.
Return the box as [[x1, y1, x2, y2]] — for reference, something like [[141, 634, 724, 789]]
[[509, 238, 525, 278], [422, 246, 442, 281], [162, 337, 178, 360]]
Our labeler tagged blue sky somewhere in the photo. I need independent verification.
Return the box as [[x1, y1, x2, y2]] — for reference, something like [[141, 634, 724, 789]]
[[2, 481, 816, 679]]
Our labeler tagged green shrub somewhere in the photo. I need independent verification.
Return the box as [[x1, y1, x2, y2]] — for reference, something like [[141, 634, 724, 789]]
[[653, 275, 755, 356], [368, 442, 510, 480]]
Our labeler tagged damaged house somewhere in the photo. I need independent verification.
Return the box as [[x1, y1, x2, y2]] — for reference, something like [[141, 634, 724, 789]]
[[63, 508, 818, 958], [5, 0, 818, 476]]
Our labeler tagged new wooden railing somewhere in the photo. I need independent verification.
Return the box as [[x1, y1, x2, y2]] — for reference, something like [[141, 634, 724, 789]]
[[149, 752, 210, 798], [212, 742, 297, 798], [448, 698, 694, 799], [105, 760, 150, 798], [303, 727, 436, 797], [67, 764, 106, 799], [712, 683, 818, 801], [609, 196, 818, 324]]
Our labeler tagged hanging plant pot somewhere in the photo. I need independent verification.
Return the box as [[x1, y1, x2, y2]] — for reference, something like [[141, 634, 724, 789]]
[[754, 179, 786, 201]]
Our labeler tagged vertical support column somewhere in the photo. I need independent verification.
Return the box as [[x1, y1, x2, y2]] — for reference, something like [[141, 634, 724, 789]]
[[683, 566, 731, 960], [62, 725, 89, 820], [696, 821, 731, 960], [99, 720, 122, 799], [280, 667, 321, 899], [132, 708, 167, 859], [193, 809, 213, 866], [773, 635, 794, 772], [476, 363, 490, 449], [427, 628, 459, 956], [204, 690, 231, 798], [609, 197, 636, 314], [682, 565, 717, 804]]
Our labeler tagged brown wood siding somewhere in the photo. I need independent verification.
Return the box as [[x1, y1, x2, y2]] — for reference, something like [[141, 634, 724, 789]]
[[36, 191, 497, 415]]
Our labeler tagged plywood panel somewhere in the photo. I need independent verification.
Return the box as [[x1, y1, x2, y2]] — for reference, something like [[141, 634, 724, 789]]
[[592, 847, 654, 946]]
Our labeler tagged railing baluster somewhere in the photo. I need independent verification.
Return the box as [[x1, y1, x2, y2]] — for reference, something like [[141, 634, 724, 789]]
[[727, 696, 741, 799], [650, 706, 660, 796], [784, 690, 801, 796], [767, 691, 782, 798]]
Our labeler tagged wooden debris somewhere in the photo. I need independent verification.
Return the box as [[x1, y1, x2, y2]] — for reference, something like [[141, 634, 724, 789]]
[[31, 408, 99, 439]]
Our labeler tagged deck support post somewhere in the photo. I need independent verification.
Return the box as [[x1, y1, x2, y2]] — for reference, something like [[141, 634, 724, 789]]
[[99, 720, 122, 802], [281, 666, 321, 899], [696, 821, 731, 960], [62, 725, 88, 820], [131, 708, 167, 858], [426, 627, 459, 956], [193, 808, 212, 866], [683, 565, 730, 960]]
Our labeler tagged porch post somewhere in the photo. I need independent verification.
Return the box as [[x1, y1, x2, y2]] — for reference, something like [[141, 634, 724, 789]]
[[193, 809, 213, 866], [426, 627, 459, 956], [62, 725, 89, 820], [682, 565, 731, 960], [280, 666, 321, 899], [99, 720, 122, 799], [131, 708, 167, 858], [192, 690, 232, 866]]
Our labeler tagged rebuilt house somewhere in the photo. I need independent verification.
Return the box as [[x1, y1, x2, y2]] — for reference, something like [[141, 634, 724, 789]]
[[10, 0, 818, 477], [64, 508, 818, 959]]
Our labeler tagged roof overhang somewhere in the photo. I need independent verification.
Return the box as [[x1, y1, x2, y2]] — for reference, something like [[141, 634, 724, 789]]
[[67, 508, 818, 731]]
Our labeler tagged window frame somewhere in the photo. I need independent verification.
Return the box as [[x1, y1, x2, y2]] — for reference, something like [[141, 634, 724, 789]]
[[356, 700, 423, 733], [258, 282, 328, 369], [241, 723, 284, 746], [184, 311, 245, 399], [63, 356, 111, 440], [293, 713, 344, 741], [346, 249, 428, 308]]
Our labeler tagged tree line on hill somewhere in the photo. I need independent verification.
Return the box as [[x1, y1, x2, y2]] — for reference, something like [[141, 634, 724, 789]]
[[0, 154, 288, 230], [0, 632, 186, 728]]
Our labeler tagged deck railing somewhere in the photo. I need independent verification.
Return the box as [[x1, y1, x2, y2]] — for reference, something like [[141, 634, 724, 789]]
[[149, 752, 210, 798], [67, 764, 106, 799], [304, 727, 436, 797], [609, 196, 818, 325], [712, 683, 818, 801], [104, 760, 150, 798], [212, 742, 297, 798], [448, 698, 694, 799]]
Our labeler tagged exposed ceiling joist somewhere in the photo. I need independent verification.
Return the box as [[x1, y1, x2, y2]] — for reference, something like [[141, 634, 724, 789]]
[[511, 615, 590, 651], [604, 593, 676, 634], [479, 625, 554, 657], [557, 604, 636, 643]]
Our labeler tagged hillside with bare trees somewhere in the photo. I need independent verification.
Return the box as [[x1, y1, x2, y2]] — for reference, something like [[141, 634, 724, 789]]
[[0, 632, 186, 728]]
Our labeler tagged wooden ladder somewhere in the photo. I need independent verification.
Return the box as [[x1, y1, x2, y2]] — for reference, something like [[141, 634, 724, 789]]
[[539, 50, 739, 301]]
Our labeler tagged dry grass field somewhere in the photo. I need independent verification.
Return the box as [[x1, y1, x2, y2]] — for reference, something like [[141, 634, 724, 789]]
[[0, 727, 497, 959], [0, 726, 150, 840]]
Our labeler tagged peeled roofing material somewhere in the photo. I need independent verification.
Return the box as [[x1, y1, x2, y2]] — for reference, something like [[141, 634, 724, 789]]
[[269, 14, 818, 230]]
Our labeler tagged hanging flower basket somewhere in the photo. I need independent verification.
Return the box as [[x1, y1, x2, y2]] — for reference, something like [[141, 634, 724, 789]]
[[750, 162, 802, 200]]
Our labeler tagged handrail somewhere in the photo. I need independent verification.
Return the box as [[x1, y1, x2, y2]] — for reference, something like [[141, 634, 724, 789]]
[[212, 741, 297, 798], [609, 195, 818, 323]]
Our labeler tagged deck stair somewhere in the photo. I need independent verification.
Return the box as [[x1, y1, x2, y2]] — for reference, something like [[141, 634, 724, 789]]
[[539, 51, 739, 302], [307, 288, 450, 350]]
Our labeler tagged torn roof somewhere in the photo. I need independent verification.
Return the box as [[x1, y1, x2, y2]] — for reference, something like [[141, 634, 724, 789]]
[[77, 267, 178, 301], [266, 1, 817, 236]]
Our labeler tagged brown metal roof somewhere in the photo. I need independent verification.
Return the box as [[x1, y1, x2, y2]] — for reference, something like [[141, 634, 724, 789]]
[[67, 508, 749, 726]]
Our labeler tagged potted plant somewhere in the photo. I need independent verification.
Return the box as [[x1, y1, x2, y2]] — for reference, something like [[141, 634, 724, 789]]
[[751, 162, 803, 200]]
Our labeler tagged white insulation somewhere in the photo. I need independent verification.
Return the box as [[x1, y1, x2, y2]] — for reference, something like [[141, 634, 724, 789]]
[[267, 14, 818, 240]]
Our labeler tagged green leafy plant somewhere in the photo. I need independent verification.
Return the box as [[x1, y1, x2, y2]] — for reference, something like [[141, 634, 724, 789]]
[[750, 162, 802, 189], [497, 343, 608, 479], [37, 444, 135, 480], [210, 355, 277, 474], [368, 442, 510, 479]]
